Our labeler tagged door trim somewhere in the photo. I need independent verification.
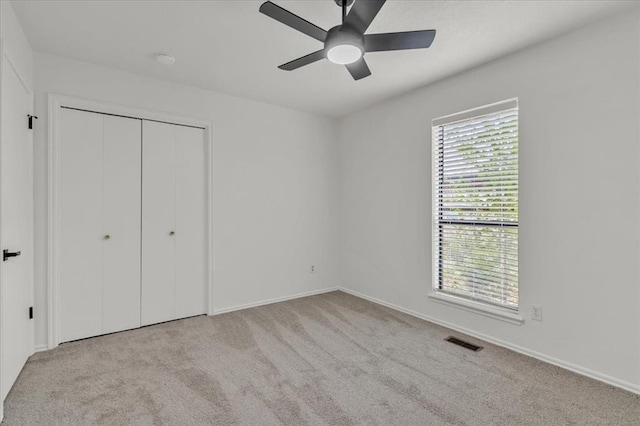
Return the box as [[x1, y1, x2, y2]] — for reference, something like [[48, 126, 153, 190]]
[[0, 36, 5, 424], [47, 94, 214, 349]]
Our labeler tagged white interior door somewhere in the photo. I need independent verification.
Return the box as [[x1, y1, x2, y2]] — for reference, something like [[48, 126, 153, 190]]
[[141, 121, 176, 325], [175, 126, 207, 318], [59, 109, 141, 342], [1, 56, 34, 401]]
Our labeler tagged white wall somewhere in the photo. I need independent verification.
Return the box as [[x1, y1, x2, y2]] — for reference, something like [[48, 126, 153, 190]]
[[338, 10, 639, 392], [33, 53, 340, 348]]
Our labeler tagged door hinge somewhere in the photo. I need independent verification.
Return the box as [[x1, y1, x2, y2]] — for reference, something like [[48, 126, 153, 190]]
[[3, 249, 21, 261], [28, 114, 38, 129], [29, 306, 33, 319]]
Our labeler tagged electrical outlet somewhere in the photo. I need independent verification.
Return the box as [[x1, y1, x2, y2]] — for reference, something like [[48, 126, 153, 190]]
[[531, 305, 542, 321], [310, 265, 315, 274]]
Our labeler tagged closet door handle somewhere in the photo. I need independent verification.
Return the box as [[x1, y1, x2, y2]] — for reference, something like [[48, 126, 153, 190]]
[[169, 231, 175, 236]]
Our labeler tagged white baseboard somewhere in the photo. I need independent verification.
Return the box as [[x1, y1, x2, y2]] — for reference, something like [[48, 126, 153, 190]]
[[211, 287, 339, 316], [337, 287, 640, 395]]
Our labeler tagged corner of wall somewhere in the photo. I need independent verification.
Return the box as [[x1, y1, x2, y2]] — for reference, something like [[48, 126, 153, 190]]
[[1, 0, 34, 90]]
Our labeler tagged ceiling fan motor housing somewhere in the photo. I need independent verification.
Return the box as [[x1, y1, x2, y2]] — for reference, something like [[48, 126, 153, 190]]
[[325, 25, 364, 55]]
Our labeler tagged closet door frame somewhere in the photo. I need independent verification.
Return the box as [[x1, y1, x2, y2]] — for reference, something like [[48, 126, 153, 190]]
[[47, 94, 214, 349]]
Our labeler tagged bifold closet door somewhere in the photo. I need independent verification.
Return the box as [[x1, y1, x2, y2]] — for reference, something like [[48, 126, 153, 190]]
[[141, 121, 176, 325], [174, 125, 207, 319], [142, 121, 207, 326], [102, 115, 143, 334], [59, 109, 141, 342]]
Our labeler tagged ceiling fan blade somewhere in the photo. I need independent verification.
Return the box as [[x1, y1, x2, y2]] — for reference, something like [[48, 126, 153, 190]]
[[278, 50, 326, 71], [365, 30, 436, 52], [259, 1, 327, 42], [344, 0, 386, 35], [345, 58, 371, 80]]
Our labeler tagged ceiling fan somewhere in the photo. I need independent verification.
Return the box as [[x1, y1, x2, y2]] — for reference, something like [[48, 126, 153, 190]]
[[259, 0, 436, 81]]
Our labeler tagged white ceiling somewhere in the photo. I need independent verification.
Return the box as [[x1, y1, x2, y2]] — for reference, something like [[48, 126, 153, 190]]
[[12, 0, 634, 117]]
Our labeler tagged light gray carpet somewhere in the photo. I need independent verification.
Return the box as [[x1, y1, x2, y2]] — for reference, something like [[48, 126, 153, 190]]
[[3, 291, 639, 425]]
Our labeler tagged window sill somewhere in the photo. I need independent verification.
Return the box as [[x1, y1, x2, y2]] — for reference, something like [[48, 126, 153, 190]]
[[428, 292, 524, 325]]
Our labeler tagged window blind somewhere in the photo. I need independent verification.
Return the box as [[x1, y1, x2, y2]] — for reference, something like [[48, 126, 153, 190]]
[[433, 101, 519, 310]]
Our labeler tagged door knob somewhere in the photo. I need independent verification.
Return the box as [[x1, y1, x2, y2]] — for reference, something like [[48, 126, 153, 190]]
[[3, 249, 21, 262], [169, 231, 175, 236], [103, 235, 111, 240]]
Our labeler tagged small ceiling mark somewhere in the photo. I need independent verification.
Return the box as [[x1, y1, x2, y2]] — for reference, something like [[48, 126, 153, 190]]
[[155, 53, 176, 66]]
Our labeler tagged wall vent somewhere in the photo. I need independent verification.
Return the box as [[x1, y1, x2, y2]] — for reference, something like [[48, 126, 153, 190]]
[[445, 336, 483, 352]]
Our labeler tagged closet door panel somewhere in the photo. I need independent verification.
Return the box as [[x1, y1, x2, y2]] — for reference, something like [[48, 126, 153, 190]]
[[59, 108, 103, 342], [175, 126, 207, 318], [142, 121, 176, 325], [102, 116, 142, 334]]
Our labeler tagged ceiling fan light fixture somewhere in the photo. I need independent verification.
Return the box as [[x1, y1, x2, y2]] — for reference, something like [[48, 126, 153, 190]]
[[259, 0, 437, 80], [327, 43, 363, 65]]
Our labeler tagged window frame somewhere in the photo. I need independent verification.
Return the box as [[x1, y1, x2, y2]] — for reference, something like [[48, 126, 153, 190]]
[[429, 98, 523, 324]]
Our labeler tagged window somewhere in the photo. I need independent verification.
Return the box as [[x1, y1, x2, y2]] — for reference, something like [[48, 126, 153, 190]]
[[432, 99, 518, 311]]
